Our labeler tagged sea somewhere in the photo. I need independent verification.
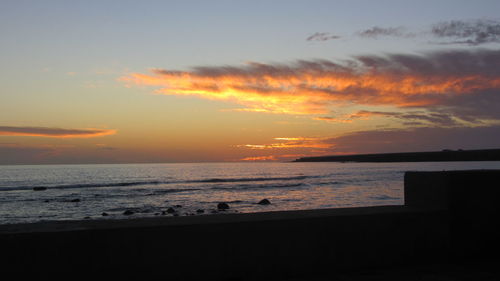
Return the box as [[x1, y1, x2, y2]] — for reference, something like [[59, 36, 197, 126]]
[[1, 161, 499, 225]]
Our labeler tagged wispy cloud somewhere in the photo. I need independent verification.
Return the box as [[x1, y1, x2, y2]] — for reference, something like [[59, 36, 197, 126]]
[[306, 32, 341, 41], [357, 26, 414, 38], [0, 126, 117, 138], [240, 154, 310, 161], [315, 111, 400, 123], [236, 136, 331, 162], [240, 155, 277, 161], [313, 116, 354, 123], [315, 110, 460, 126], [237, 137, 331, 150], [311, 19, 500, 45], [123, 49, 500, 123]]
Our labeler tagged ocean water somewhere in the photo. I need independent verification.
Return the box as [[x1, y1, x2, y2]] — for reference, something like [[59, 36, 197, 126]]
[[1, 161, 499, 225]]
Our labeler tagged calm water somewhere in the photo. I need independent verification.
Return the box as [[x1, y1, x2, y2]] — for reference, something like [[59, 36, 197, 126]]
[[1, 161, 499, 225]]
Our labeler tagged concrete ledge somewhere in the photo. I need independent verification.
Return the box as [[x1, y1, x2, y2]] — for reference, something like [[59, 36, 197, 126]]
[[405, 170, 500, 210], [0, 206, 448, 279], [406, 170, 500, 258]]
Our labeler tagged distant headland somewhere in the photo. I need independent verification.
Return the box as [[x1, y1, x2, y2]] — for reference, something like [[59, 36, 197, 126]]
[[293, 148, 500, 162]]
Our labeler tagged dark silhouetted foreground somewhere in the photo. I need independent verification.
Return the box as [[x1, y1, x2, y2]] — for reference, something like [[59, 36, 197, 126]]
[[1, 170, 499, 280]]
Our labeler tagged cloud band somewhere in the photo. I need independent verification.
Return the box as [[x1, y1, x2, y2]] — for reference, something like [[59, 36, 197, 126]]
[[123, 49, 500, 123], [0, 126, 117, 138]]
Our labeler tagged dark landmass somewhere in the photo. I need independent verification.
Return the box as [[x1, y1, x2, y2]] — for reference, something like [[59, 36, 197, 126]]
[[294, 148, 500, 162]]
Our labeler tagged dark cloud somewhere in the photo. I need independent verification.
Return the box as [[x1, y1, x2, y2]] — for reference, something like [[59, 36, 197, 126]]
[[306, 32, 341, 41], [357, 110, 460, 126], [436, 89, 500, 122], [357, 26, 413, 38], [363, 111, 458, 126], [306, 19, 500, 46], [325, 125, 500, 154], [316, 110, 460, 127], [355, 48, 500, 76], [402, 121, 425, 126], [397, 112, 458, 126], [0, 126, 116, 138], [431, 19, 500, 45]]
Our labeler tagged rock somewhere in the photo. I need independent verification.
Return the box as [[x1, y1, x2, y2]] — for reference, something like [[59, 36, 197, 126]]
[[123, 210, 134, 215], [174, 205, 183, 208], [33, 187, 47, 191], [166, 207, 176, 214], [196, 209, 205, 214], [161, 211, 167, 215], [70, 199, 81, 203], [101, 212, 109, 216], [258, 199, 271, 205], [84, 217, 91, 219], [173, 213, 179, 217], [217, 202, 230, 210]]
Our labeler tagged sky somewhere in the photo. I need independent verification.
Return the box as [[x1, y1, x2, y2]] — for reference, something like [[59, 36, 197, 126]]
[[1, 0, 500, 164]]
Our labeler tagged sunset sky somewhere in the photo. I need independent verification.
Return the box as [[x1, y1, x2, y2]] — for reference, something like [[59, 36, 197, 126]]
[[1, 0, 500, 164]]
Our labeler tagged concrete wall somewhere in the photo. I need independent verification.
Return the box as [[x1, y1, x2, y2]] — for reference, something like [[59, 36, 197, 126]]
[[405, 170, 500, 258]]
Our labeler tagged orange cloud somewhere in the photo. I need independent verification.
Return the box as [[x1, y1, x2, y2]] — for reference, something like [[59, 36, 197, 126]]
[[238, 138, 333, 162], [240, 153, 311, 161], [0, 126, 117, 138], [237, 137, 332, 150], [313, 116, 354, 123], [241, 156, 277, 161], [122, 49, 500, 116]]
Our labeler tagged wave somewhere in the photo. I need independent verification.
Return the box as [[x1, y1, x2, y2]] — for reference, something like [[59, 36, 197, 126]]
[[152, 188, 201, 194], [210, 182, 304, 191], [0, 180, 168, 192], [0, 175, 311, 192], [370, 195, 400, 200], [191, 175, 309, 183]]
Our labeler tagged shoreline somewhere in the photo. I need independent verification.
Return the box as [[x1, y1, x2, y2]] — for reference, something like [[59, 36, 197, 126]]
[[0, 205, 408, 234]]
